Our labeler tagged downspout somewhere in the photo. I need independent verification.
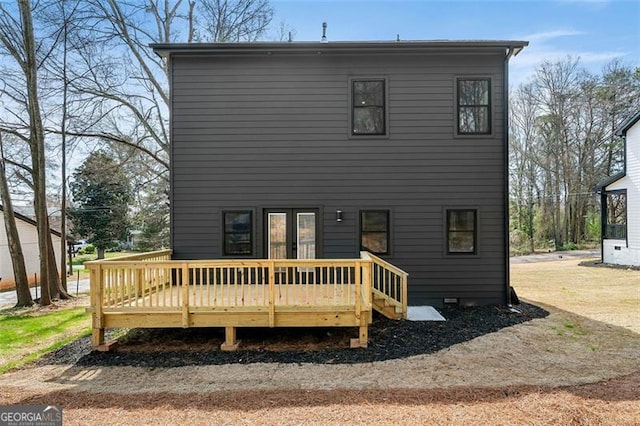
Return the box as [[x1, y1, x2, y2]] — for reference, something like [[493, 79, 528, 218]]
[[600, 188, 606, 263], [168, 53, 175, 259], [504, 46, 516, 307]]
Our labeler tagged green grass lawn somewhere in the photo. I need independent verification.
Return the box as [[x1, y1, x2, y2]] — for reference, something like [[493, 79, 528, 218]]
[[71, 251, 134, 265], [0, 307, 91, 374], [72, 251, 135, 273]]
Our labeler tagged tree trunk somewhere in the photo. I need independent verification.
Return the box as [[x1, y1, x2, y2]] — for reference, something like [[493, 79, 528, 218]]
[[32, 190, 51, 305], [60, 0, 69, 293], [97, 247, 106, 260], [20, 0, 51, 306], [0, 132, 33, 307], [47, 233, 71, 299], [47, 235, 60, 299]]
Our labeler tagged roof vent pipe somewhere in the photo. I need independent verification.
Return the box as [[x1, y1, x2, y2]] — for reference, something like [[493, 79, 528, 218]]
[[321, 22, 327, 42]]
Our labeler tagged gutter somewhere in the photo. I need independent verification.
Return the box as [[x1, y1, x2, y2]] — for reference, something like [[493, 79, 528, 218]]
[[151, 40, 529, 58]]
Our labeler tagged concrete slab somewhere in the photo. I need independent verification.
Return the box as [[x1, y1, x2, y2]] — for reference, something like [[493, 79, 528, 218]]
[[407, 306, 446, 321]]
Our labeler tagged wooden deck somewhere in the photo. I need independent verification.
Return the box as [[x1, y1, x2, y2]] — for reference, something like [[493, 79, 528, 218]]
[[87, 251, 408, 351]]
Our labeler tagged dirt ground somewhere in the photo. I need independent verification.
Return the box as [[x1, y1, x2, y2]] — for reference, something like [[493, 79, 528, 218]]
[[1, 258, 638, 425]]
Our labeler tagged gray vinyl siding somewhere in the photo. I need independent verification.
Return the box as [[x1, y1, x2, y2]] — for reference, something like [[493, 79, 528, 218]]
[[170, 52, 507, 306]]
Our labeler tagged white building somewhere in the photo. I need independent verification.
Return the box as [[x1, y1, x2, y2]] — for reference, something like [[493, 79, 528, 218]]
[[598, 111, 640, 267], [0, 206, 65, 291]]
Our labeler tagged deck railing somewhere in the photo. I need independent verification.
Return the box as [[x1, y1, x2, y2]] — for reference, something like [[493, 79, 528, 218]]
[[87, 251, 407, 349], [362, 252, 408, 318]]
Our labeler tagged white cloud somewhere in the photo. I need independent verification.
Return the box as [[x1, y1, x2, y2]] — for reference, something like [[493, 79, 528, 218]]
[[510, 48, 627, 86], [521, 29, 586, 42], [513, 49, 625, 68], [508, 26, 628, 86]]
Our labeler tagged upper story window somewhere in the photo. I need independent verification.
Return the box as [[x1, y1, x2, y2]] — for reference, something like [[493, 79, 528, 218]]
[[360, 210, 390, 255], [447, 209, 477, 255], [352, 79, 386, 136], [223, 211, 253, 256], [457, 78, 491, 135]]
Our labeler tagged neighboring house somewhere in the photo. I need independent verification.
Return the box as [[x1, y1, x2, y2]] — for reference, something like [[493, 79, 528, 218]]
[[152, 40, 528, 307], [0, 205, 65, 290], [597, 111, 640, 267]]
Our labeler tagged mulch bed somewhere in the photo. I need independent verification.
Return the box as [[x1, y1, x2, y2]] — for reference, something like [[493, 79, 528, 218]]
[[38, 302, 547, 367], [579, 260, 640, 271]]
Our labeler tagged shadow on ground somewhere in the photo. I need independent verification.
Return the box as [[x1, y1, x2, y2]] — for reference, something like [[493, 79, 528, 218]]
[[38, 303, 547, 367]]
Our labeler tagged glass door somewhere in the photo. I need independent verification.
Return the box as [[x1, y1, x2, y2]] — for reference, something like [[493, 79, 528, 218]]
[[265, 209, 317, 259], [296, 212, 316, 260], [267, 213, 287, 259]]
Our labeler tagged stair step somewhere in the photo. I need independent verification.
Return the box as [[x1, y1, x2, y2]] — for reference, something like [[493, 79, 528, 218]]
[[371, 289, 405, 319]]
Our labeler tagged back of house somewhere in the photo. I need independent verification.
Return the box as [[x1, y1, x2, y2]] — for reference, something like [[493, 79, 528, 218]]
[[153, 40, 527, 307]]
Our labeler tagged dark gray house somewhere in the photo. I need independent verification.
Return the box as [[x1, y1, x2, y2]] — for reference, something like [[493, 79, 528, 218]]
[[152, 40, 528, 307]]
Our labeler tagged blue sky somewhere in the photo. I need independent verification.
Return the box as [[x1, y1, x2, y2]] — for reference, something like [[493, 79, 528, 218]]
[[271, 0, 640, 85]]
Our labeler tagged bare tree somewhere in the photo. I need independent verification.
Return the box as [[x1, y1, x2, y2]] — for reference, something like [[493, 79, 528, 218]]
[[195, 0, 273, 42], [57, 0, 185, 181], [60, 0, 277, 181], [274, 20, 295, 42], [509, 57, 640, 253], [0, 0, 72, 304], [509, 83, 539, 253]]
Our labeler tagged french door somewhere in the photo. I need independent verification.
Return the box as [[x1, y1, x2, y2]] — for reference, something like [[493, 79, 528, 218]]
[[265, 209, 318, 260]]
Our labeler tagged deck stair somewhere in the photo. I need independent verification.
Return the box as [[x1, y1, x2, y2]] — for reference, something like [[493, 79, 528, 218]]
[[372, 288, 405, 319], [362, 252, 408, 320]]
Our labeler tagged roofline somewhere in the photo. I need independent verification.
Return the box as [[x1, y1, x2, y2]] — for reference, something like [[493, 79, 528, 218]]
[[0, 204, 64, 238], [151, 40, 529, 58], [595, 171, 626, 193], [615, 110, 640, 136]]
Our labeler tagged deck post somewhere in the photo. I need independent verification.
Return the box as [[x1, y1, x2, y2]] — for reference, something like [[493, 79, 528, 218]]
[[220, 326, 240, 351], [362, 259, 373, 324], [350, 261, 368, 348], [181, 263, 190, 327], [350, 317, 369, 348], [358, 314, 368, 346], [90, 263, 105, 348], [354, 261, 361, 321], [268, 261, 275, 327], [401, 273, 408, 319]]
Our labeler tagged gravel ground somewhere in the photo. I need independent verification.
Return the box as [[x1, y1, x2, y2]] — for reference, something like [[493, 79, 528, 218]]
[[38, 303, 547, 368]]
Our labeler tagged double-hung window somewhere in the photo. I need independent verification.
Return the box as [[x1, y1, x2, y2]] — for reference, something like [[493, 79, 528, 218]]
[[360, 210, 390, 255], [457, 78, 491, 135], [352, 79, 386, 135], [223, 211, 253, 256], [446, 209, 477, 254]]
